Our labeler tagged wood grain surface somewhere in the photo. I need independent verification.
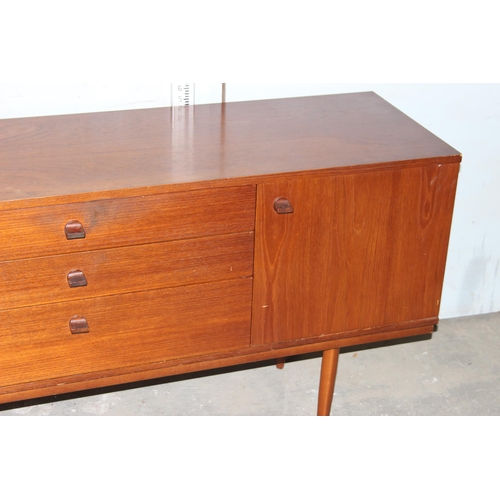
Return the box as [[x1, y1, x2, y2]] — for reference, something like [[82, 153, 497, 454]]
[[0, 185, 255, 260], [0, 323, 434, 404], [0, 93, 460, 204], [251, 163, 460, 344], [0, 232, 254, 310], [0, 278, 253, 387]]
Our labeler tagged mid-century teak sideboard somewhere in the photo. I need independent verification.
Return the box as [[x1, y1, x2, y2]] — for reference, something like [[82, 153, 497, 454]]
[[0, 92, 461, 415]]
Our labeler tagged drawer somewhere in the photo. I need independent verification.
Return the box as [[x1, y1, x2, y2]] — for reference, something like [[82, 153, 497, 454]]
[[0, 185, 256, 260], [0, 232, 254, 310], [0, 278, 252, 387]]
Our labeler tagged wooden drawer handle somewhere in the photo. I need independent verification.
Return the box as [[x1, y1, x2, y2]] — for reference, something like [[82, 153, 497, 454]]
[[65, 220, 86, 240], [67, 270, 88, 288], [69, 316, 90, 334], [273, 197, 294, 214]]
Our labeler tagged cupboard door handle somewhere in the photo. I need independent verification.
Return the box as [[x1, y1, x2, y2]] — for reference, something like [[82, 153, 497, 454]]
[[69, 316, 90, 334], [273, 197, 294, 214], [65, 220, 86, 239], [67, 270, 88, 288]]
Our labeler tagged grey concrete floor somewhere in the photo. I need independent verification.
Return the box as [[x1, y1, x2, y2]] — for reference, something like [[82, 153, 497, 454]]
[[1, 312, 499, 416]]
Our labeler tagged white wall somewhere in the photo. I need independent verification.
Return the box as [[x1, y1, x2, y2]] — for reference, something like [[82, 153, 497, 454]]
[[0, 83, 498, 319]]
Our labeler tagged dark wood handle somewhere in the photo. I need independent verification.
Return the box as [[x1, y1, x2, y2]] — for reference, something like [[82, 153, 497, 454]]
[[273, 197, 294, 214], [67, 270, 88, 288], [69, 316, 90, 334], [65, 220, 86, 239]]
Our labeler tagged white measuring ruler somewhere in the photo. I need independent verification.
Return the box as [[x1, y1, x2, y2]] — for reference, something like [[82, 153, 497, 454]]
[[170, 84, 195, 171], [171, 83, 195, 106]]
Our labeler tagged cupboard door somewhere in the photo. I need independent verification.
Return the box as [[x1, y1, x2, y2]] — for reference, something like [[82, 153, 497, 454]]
[[251, 164, 459, 345]]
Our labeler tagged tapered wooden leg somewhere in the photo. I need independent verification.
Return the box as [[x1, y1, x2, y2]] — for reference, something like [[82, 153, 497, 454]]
[[317, 348, 340, 416], [276, 357, 286, 369]]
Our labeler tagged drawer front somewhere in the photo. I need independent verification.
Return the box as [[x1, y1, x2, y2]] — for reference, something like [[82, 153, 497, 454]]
[[0, 185, 256, 260], [0, 279, 252, 387], [0, 232, 254, 310]]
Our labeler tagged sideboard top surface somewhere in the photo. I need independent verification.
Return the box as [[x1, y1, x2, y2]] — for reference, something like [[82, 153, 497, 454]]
[[0, 92, 461, 205]]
